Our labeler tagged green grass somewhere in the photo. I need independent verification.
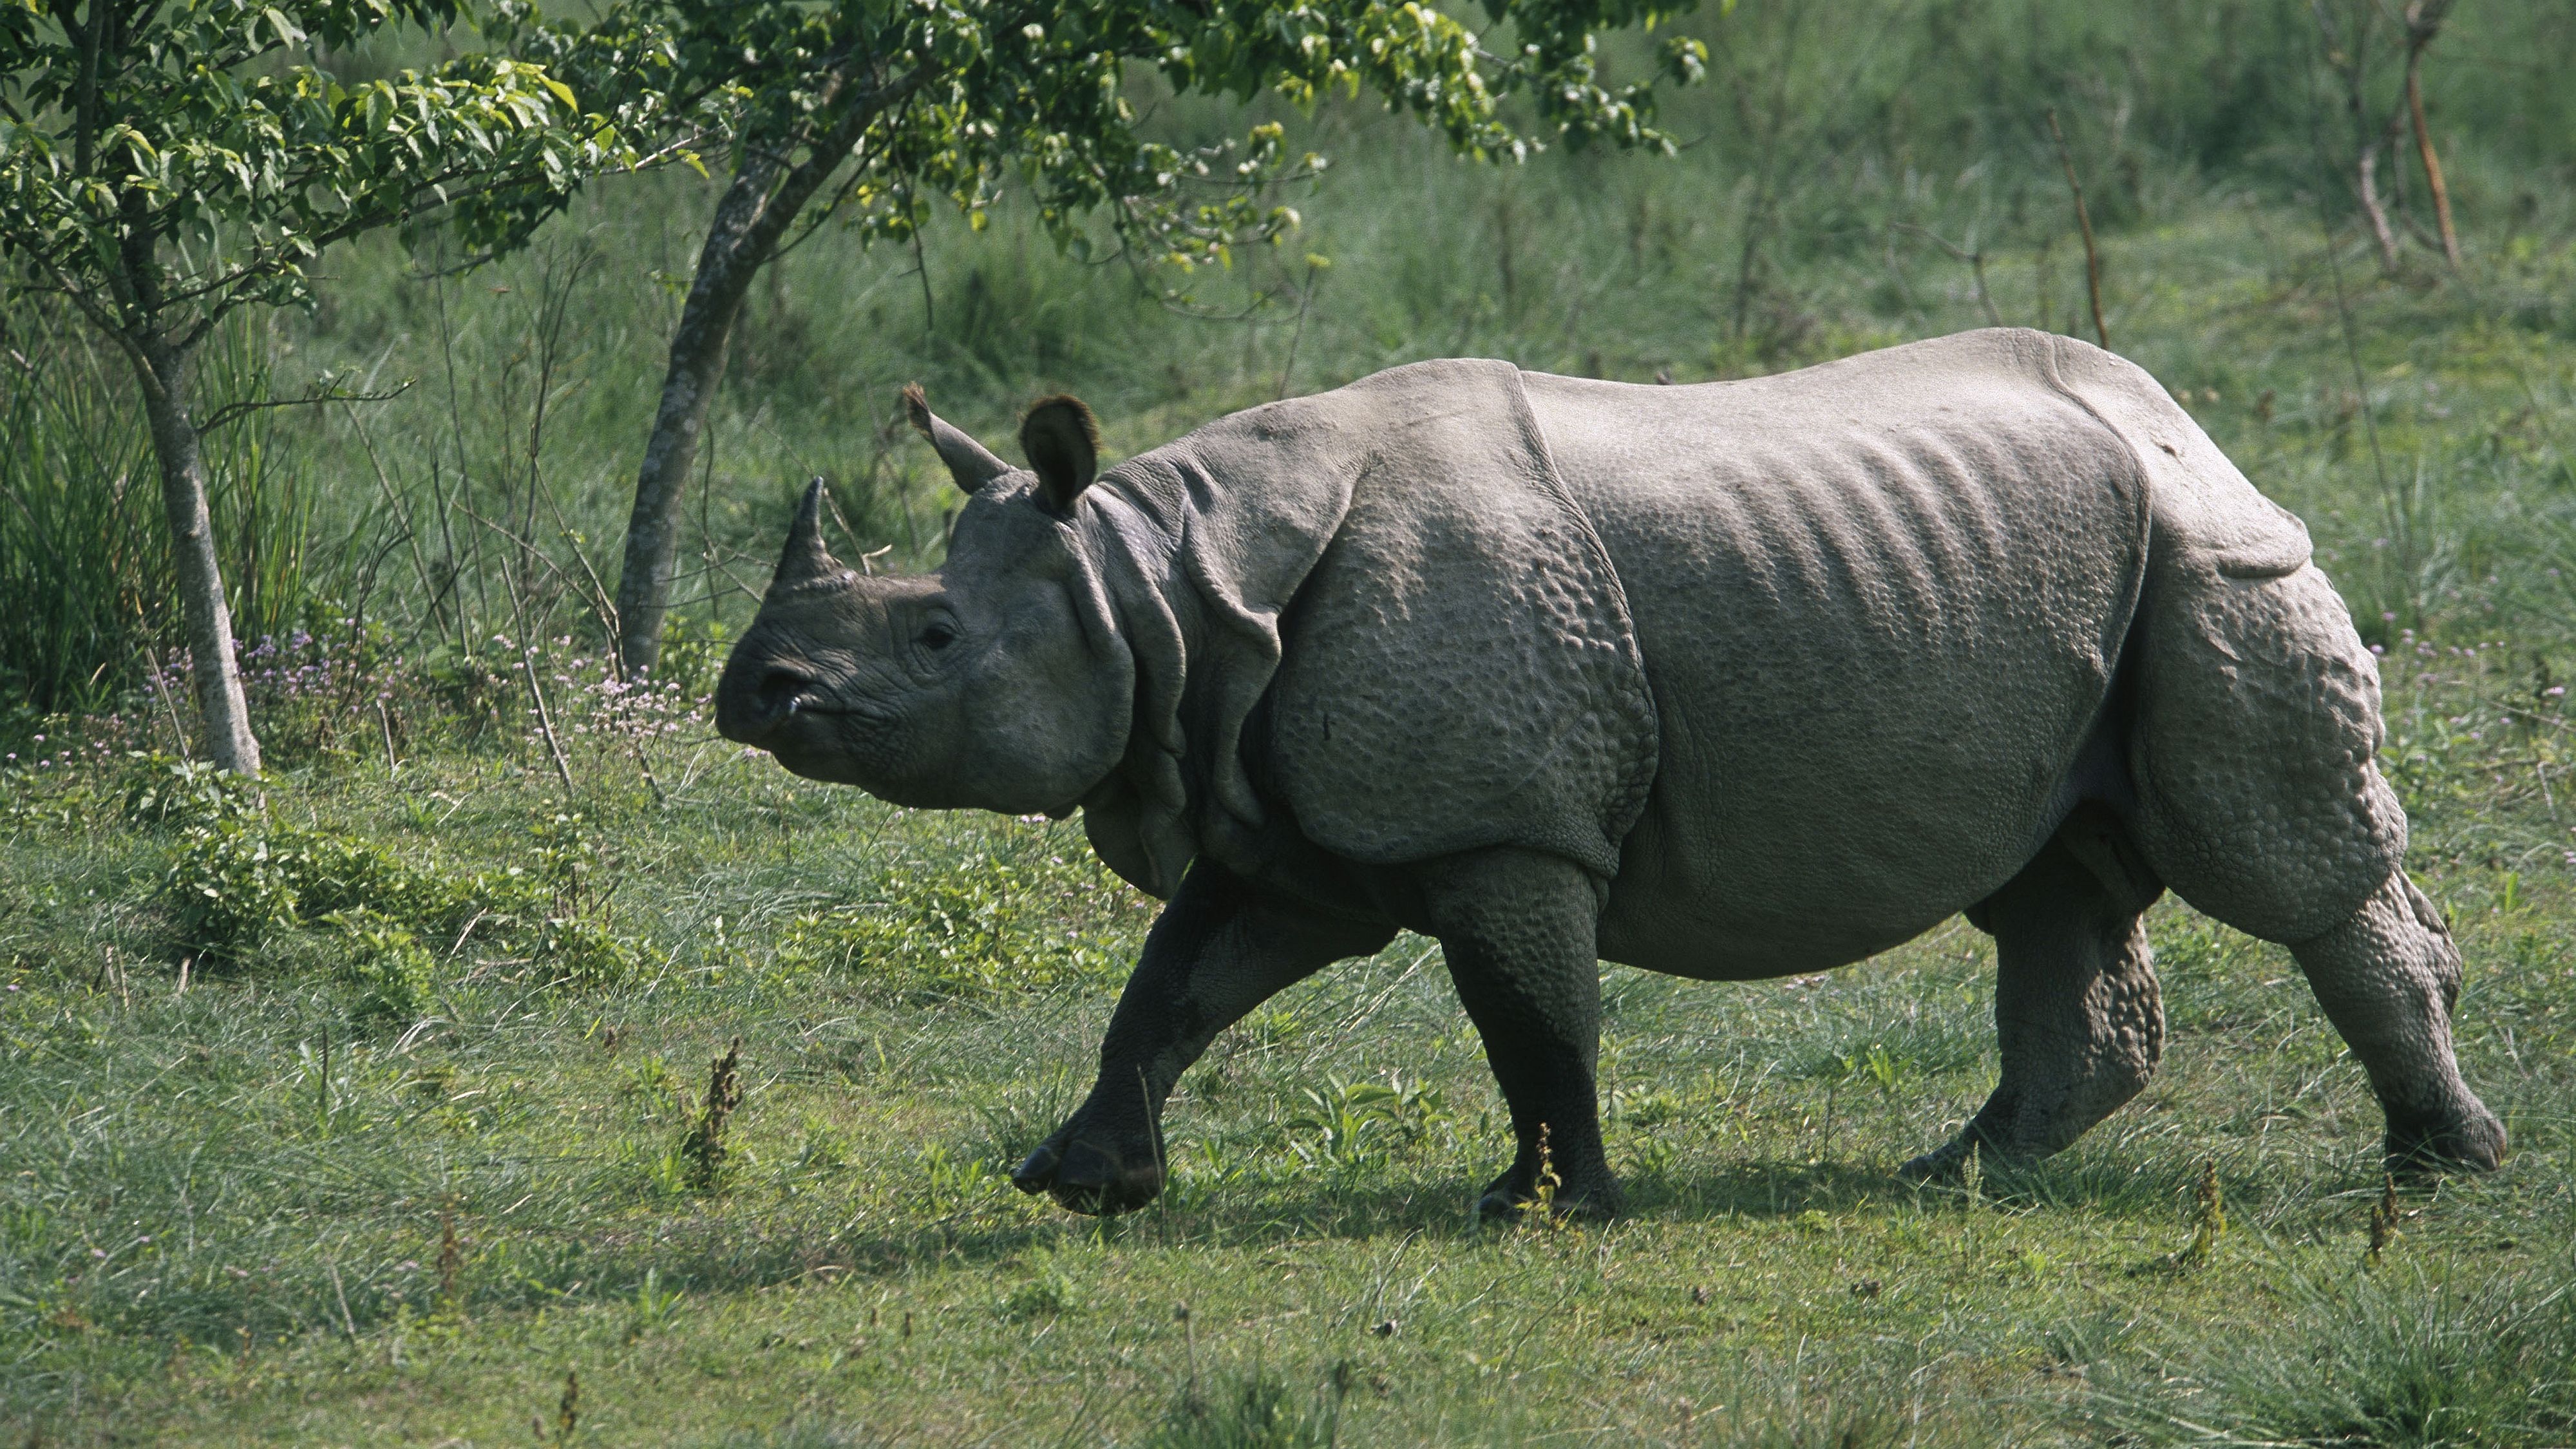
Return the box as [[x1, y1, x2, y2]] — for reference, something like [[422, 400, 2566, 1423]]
[[5, 616, 2576, 1443], [5, 6, 2576, 1439]]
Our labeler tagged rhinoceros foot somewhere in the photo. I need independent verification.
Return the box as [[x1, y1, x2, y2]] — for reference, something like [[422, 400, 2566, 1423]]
[[1472, 1166, 1624, 1224], [1895, 1130, 2045, 1184], [1895, 1139, 1972, 1184], [1010, 1119, 1165, 1216], [2385, 1106, 2506, 1177]]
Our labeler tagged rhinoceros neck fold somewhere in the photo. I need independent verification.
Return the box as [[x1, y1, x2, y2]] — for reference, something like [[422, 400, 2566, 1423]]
[[1070, 410, 1369, 898], [1065, 360, 1664, 899]]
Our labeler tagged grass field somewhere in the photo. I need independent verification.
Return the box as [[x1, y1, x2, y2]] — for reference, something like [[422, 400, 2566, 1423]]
[[6, 208, 2576, 1443], [7, 6, 2576, 1441]]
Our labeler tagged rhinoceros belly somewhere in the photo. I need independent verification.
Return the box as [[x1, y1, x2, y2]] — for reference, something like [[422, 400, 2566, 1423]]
[[1522, 336, 2150, 979]]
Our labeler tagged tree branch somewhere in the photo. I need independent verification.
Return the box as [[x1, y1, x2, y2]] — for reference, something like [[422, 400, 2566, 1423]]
[[198, 379, 416, 435]]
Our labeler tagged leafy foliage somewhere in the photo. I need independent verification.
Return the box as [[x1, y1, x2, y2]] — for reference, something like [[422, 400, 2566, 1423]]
[[155, 780, 643, 987], [547, 0, 1712, 279], [0, 0, 669, 335], [776, 852, 1132, 999], [326, 909, 439, 1027]]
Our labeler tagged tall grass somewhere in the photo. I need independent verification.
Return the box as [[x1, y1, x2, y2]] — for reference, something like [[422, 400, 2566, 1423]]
[[0, 313, 162, 717], [0, 308, 321, 722]]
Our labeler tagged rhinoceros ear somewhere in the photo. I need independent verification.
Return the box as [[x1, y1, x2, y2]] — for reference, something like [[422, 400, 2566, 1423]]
[[901, 381, 1011, 494], [1019, 395, 1099, 516]]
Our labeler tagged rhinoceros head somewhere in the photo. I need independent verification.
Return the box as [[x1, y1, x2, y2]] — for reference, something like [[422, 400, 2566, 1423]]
[[713, 386, 1130, 815]]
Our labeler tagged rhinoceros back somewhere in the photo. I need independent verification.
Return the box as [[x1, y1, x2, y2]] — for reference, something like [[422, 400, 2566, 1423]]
[[1524, 328, 2204, 975]]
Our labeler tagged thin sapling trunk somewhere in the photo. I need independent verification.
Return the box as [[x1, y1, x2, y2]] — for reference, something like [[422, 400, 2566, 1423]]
[[131, 339, 261, 775], [614, 63, 924, 679]]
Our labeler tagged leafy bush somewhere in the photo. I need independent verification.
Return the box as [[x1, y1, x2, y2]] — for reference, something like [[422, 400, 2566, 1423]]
[[155, 788, 641, 992], [777, 854, 1126, 1000], [327, 911, 439, 1029], [529, 914, 642, 988], [162, 813, 501, 964], [164, 815, 307, 960], [121, 757, 259, 828]]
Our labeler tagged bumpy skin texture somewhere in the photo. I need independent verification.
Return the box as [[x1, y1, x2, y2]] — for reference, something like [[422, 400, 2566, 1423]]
[[2290, 869, 2505, 1170], [717, 328, 2505, 1218], [1901, 824, 2166, 1179]]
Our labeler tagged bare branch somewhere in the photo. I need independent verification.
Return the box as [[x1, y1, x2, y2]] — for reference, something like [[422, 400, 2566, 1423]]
[[198, 379, 416, 435]]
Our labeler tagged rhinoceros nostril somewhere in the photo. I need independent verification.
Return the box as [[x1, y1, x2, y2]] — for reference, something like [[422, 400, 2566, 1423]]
[[757, 667, 814, 719]]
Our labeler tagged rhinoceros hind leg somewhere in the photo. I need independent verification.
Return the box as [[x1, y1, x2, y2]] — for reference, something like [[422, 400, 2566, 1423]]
[[2121, 563, 2500, 1173], [1416, 848, 1623, 1220], [2287, 868, 2505, 1173], [1902, 835, 2163, 1180]]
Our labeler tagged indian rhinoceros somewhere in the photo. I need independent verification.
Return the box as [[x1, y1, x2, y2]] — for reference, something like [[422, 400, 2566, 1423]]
[[714, 327, 2505, 1218]]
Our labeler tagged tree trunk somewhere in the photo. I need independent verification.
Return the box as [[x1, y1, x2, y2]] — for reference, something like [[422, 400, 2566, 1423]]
[[2402, 19, 2461, 271], [611, 159, 778, 678], [2356, 139, 2403, 274], [133, 341, 261, 775], [611, 61, 929, 679]]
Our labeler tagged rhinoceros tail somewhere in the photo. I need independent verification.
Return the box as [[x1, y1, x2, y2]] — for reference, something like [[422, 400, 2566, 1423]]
[[2040, 334, 2311, 580]]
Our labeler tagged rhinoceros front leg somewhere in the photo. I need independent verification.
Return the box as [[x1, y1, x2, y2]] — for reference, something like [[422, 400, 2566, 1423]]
[[1416, 848, 1622, 1220], [1902, 835, 2164, 1180], [1012, 862, 1394, 1215]]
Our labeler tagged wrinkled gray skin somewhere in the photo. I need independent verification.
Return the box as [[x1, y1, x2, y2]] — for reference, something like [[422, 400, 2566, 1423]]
[[717, 331, 2505, 1218]]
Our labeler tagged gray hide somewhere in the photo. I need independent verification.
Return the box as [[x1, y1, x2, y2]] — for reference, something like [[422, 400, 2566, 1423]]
[[1070, 329, 2363, 961], [719, 327, 2502, 1217], [1067, 357, 1655, 900]]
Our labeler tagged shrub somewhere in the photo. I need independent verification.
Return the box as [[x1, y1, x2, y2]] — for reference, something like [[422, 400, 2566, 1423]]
[[776, 853, 1126, 1000], [328, 911, 439, 1029], [164, 815, 305, 960], [156, 790, 632, 990]]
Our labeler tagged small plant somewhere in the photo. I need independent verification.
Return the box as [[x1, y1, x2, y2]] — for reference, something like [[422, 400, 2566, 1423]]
[[1519, 1122, 1566, 1224], [998, 1268, 1079, 1322], [528, 812, 600, 917], [681, 1039, 744, 1191], [436, 1206, 465, 1321], [531, 914, 643, 988], [1609, 1086, 1683, 1128], [327, 911, 438, 1030], [625, 1269, 686, 1340], [1840, 1042, 1907, 1096], [2367, 1173, 2401, 1269], [1287, 1072, 1451, 1171], [921, 1141, 1002, 1212], [2179, 1158, 2227, 1266]]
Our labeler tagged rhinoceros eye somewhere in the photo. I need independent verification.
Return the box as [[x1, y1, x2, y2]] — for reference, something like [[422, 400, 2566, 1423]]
[[920, 620, 956, 650]]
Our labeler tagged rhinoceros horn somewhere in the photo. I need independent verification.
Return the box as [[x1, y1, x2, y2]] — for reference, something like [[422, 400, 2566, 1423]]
[[902, 382, 1012, 494], [772, 478, 846, 590]]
